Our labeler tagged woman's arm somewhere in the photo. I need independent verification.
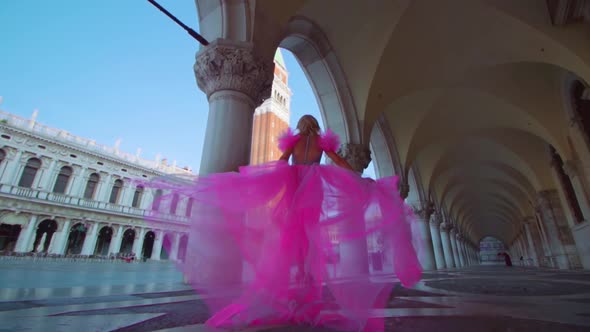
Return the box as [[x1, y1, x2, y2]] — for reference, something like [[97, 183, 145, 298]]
[[326, 151, 354, 171], [279, 148, 293, 162]]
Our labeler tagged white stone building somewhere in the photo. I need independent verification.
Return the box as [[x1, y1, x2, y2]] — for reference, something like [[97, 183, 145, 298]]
[[0, 109, 193, 261]]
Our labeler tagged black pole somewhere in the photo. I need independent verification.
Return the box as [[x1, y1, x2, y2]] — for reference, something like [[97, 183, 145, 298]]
[[147, 0, 209, 46]]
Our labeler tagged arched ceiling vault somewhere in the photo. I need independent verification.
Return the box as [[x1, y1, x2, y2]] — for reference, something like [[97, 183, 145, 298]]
[[195, 0, 590, 246]]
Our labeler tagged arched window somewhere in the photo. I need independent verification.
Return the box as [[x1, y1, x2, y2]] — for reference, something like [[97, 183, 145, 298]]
[[170, 194, 179, 214], [83, 173, 100, 199], [18, 158, 41, 188], [109, 179, 123, 204], [152, 189, 162, 211], [0, 149, 6, 164], [186, 198, 194, 217], [53, 166, 72, 194], [132, 185, 144, 208]]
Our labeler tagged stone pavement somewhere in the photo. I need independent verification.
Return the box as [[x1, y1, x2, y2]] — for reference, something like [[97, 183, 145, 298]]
[[1, 260, 590, 331]]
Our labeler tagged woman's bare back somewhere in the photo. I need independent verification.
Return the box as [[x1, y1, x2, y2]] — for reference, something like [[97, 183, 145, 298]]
[[291, 135, 323, 165]]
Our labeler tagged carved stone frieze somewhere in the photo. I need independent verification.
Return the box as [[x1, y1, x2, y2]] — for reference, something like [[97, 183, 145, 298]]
[[194, 40, 274, 106]]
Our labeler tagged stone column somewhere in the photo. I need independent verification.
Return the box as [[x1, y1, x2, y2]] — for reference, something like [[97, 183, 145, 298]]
[[41, 158, 58, 191], [536, 190, 571, 269], [336, 144, 372, 275], [67, 167, 87, 196], [15, 214, 37, 252], [49, 219, 71, 255], [98, 174, 113, 202], [1, 149, 23, 185], [132, 227, 146, 257], [412, 203, 436, 270], [430, 213, 446, 269], [151, 230, 164, 260], [449, 228, 461, 268], [440, 222, 455, 268], [108, 225, 124, 255], [195, 39, 273, 175], [523, 219, 539, 266], [81, 222, 99, 255], [458, 238, 467, 267], [170, 233, 180, 261]]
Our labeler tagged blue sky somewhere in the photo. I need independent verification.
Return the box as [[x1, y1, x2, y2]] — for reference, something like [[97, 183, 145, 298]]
[[0, 0, 374, 177]]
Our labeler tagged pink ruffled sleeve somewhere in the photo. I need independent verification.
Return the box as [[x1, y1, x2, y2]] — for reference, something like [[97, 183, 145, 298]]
[[278, 128, 300, 152], [319, 129, 340, 153]]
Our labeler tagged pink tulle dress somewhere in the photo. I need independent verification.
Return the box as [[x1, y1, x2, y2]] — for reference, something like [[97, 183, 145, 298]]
[[145, 129, 421, 331]]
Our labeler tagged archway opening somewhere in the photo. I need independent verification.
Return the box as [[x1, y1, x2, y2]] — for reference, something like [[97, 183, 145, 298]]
[[143, 231, 155, 259], [479, 236, 507, 265], [32, 219, 57, 253], [0, 223, 21, 251], [161, 233, 171, 260], [178, 234, 188, 262], [94, 226, 113, 256], [65, 223, 87, 255], [120, 229, 135, 254]]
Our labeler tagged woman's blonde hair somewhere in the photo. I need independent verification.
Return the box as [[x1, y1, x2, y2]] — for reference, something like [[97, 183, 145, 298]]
[[296, 115, 321, 136]]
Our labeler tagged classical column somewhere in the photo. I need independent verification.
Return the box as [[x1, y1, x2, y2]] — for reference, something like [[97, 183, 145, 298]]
[[170, 233, 180, 261], [41, 158, 59, 191], [15, 214, 37, 252], [536, 190, 570, 269], [459, 238, 467, 266], [523, 218, 539, 266], [430, 213, 446, 269], [440, 222, 455, 268], [195, 39, 273, 175], [1, 149, 23, 185], [49, 219, 71, 255], [132, 227, 146, 257], [449, 228, 461, 268], [412, 203, 436, 270], [336, 144, 372, 275], [151, 230, 164, 260], [98, 174, 113, 202], [108, 225, 124, 255], [81, 222, 99, 255]]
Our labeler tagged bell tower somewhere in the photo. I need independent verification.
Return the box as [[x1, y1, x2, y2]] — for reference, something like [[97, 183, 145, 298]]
[[250, 49, 292, 165]]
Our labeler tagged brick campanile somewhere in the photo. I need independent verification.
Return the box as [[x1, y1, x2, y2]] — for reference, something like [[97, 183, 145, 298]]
[[250, 49, 292, 165]]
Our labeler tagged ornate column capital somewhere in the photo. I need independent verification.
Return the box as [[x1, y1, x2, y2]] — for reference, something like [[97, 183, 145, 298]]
[[398, 179, 410, 199], [523, 216, 535, 224], [337, 143, 372, 174], [411, 201, 435, 219], [440, 222, 452, 232], [430, 212, 442, 227], [194, 39, 274, 106]]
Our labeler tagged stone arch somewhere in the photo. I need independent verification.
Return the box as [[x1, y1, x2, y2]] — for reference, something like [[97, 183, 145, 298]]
[[120, 228, 135, 254], [161, 233, 172, 260], [279, 16, 361, 144], [142, 231, 155, 259], [369, 114, 401, 178], [32, 219, 57, 253], [178, 234, 188, 262], [65, 223, 87, 255], [195, 0, 251, 43], [94, 226, 113, 256], [0, 212, 25, 252]]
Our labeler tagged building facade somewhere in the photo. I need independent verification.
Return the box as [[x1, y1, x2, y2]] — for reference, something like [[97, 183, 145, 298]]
[[0, 110, 193, 261], [250, 50, 291, 165]]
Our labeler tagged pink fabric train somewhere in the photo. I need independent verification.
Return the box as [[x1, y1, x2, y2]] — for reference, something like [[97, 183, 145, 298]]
[[143, 129, 422, 331]]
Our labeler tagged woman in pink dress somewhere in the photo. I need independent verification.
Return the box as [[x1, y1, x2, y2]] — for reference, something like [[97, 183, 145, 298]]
[[146, 115, 421, 331]]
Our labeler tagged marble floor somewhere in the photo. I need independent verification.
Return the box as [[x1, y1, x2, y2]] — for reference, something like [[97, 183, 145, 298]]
[[1, 260, 590, 331]]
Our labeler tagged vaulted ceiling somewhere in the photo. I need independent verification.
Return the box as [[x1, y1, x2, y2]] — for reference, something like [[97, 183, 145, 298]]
[[195, 0, 590, 245]]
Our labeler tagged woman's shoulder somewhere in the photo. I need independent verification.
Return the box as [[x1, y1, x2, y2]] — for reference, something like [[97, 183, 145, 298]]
[[278, 128, 301, 152]]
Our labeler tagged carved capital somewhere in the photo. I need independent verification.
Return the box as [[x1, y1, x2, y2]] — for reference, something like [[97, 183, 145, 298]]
[[536, 190, 555, 210], [411, 201, 435, 219], [523, 216, 535, 225], [398, 180, 410, 199], [337, 143, 371, 173], [440, 222, 452, 232], [194, 40, 274, 106], [430, 212, 442, 227]]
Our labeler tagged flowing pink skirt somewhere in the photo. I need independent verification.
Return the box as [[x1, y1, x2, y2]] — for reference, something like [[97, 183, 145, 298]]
[[145, 161, 421, 331]]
